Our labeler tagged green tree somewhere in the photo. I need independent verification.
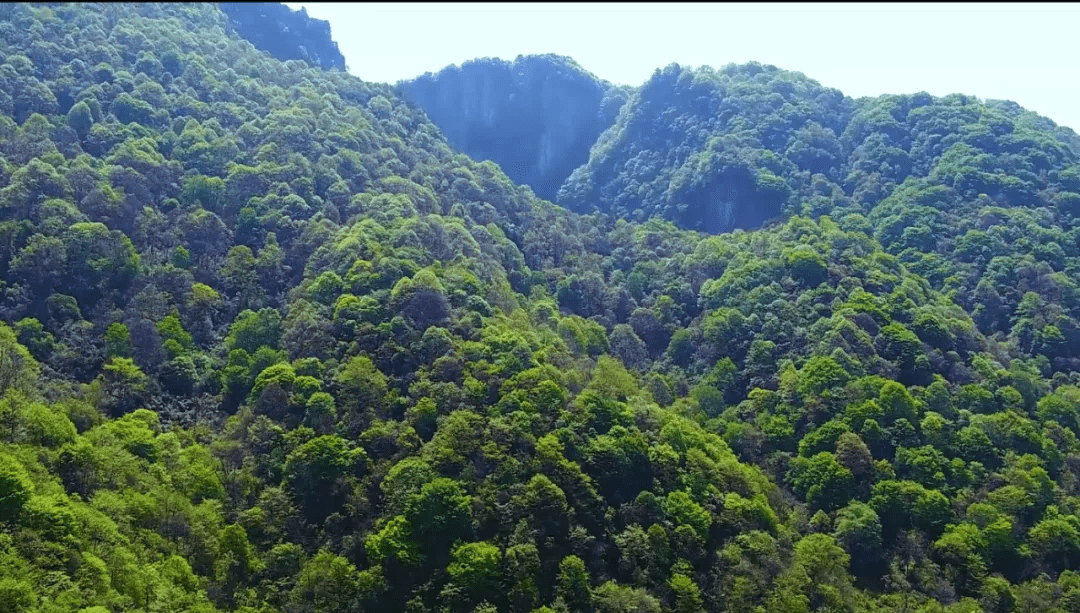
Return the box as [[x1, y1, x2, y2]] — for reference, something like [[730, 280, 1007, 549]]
[[556, 555, 592, 613], [443, 541, 503, 611], [290, 550, 361, 613], [105, 322, 133, 358], [284, 434, 364, 521], [403, 477, 474, 558], [832, 502, 882, 575], [0, 453, 34, 522], [0, 323, 39, 395], [788, 452, 855, 512], [225, 308, 283, 353], [670, 573, 704, 613]]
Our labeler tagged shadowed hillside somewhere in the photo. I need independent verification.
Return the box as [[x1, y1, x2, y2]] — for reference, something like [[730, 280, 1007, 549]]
[[2, 4, 1080, 613], [400, 55, 631, 201], [221, 2, 345, 70]]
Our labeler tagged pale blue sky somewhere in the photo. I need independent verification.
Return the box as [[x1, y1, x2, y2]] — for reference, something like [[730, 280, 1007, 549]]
[[285, 2, 1080, 132]]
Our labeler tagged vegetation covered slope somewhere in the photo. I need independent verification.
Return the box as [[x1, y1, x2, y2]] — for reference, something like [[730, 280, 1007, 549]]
[[2, 4, 1080, 613], [557, 62, 1080, 233], [400, 55, 632, 202]]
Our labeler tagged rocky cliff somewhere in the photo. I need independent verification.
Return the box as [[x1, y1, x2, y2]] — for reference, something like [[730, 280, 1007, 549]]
[[220, 2, 345, 70], [400, 54, 631, 202]]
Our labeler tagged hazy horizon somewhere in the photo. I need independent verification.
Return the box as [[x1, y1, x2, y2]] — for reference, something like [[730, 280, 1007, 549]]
[[284, 2, 1080, 133]]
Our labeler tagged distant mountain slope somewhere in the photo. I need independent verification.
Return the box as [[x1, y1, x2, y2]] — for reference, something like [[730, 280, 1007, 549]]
[[555, 61, 1080, 368], [558, 62, 1080, 232], [558, 62, 853, 232], [220, 2, 345, 70], [399, 54, 631, 201]]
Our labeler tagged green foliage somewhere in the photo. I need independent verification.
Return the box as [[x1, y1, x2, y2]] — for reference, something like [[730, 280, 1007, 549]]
[[788, 452, 856, 511], [284, 434, 363, 520], [104, 322, 132, 359], [785, 246, 829, 287], [833, 502, 883, 573], [444, 541, 503, 608], [1, 4, 1080, 611], [291, 550, 361, 613], [226, 308, 284, 353], [0, 323, 39, 395], [251, 362, 296, 398], [557, 555, 592, 613], [0, 452, 34, 521]]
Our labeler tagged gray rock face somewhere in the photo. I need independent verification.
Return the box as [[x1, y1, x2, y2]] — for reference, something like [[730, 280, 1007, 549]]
[[400, 54, 630, 202], [220, 2, 345, 70]]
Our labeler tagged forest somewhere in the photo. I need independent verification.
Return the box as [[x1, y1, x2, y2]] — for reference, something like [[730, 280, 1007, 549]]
[[2, 3, 1080, 613]]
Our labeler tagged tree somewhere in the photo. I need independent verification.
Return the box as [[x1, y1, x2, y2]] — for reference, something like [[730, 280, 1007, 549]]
[[592, 582, 661, 613], [514, 473, 571, 541], [64, 221, 140, 304], [664, 490, 712, 543], [792, 533, 857, 611], [100, 357, 151, 416], [670, 573, 704, 613], [832, 502, 882, 575], [1028, 515, 1080, 574], [443, 541, 503, 611], [834, 432, 873, 480], [0, 323, 39, 395], [666, 329, 694, 367], [785, 246, 828, 287], [334, 354, 387, 429], [214, 523, 259, 607], [505, 543, 542, 613], [283, 434, 363, 521], [391, 268, 451, 329], [290, 550, 361, 613], [68, 100, 94, 139], [797, 356, 851, 399], [788, 452, 855, 512], [221, 244, 262, 307], [609, 324, 648, 371], [0, 453, 34, 522], [402, 477, 473, 561], [870, 480, 951, 543], [225, 308, 283, 353], [933, 522, 988, 596], [556, 555, 592, 613], [156, 314, 193, 358], [10, 233, 66, 294], [105, 322, 133, 358]]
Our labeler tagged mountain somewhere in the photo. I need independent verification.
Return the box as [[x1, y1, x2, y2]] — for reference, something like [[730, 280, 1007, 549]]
[[220, 2, 345, 70], [399, 55, 631, 201], [417, 59, 1080, 373], [558, 62, 853, 232], [3, 3, 1080, 613]]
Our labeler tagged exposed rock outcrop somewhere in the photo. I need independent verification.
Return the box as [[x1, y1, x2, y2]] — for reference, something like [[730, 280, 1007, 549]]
[[220, 2, 345, 70], [400, 54, 631, 202]]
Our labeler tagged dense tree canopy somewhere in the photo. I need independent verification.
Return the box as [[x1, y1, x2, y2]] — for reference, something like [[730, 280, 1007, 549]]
[[2, 3, 1080, 613]]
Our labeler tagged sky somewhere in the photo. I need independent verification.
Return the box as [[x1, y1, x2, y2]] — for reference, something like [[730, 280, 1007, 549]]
[[284, 2, 1080, 132]]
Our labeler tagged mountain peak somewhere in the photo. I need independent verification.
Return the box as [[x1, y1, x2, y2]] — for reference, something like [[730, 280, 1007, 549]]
[[399, 54, 632, 202], [220, 2, 345, 70]]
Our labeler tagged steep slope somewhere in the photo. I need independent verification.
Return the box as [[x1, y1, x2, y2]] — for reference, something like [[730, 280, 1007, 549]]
[[399, 54, 631, 201], [3, 4, 1080, 613], [558, 62, 1080, 238], [220, 1, 345, 70], [553, 62, 1080, 372], [559, 62, 853, 232]]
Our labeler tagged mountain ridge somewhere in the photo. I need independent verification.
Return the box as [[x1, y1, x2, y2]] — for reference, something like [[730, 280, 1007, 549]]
[[3, 3, 1080, 613], [220, 1, 345, 70], [398, 54, 632, 202]]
